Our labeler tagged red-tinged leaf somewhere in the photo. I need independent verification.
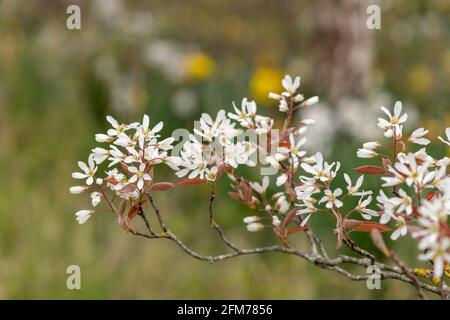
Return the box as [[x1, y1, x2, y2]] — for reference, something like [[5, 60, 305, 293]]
[[412, 205, 419, 217], [353, 165, 386, 175], [119, 199, 127, 216], [127, 206, 139, 221], [426, 191, 438, 201], [344, 219, 391, 233], [104, 177, 118, 185], [279, 141, 290, 148], [282, 208, 298, 229], [178, 177, 206, 186], [370, 229, 391, 257], [287, 226, 307, 235], [151, 182, 176, 191], [228, 191, 243, 202], [118, 183, 136, 194]]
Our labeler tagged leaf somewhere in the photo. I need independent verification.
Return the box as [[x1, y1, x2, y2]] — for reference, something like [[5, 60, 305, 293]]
[[353, 165, 386, 175], [228, 192, 243, 202], [426, 191, 438, 201], [344, 219, 391, 233], [282, 208, 298, 229], [117, 183, 136, 194], [370, 229, 391, 257], [151, 182, 176, 191], [178, 177, 206, 186], [119, 199, 127, 216], [287, 226, 307, 235]]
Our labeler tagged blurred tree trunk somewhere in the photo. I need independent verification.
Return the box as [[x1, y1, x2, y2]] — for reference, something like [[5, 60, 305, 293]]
[[313, 0, 374, 103]]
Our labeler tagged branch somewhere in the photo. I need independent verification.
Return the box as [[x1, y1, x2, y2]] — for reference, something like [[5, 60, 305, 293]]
[[131, 194, 448, 298]]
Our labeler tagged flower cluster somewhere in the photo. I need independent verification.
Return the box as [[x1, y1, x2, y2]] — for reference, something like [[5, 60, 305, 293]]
[[70, 74, 450, 284], [358, 103, 450, 278], [71, 114, 180, 224]]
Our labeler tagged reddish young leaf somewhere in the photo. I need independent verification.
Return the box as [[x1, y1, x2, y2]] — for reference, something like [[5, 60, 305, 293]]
[[151, 182, 176, 191], [287, 226, 307, 235], [344, 219, 391, 233], [282, 208, 298, 229], [370, 229, 391, 257], [178, 177, 207, 186], [228, 191, 243, 202], [117, 183, 136, 194], [353, 165, 386, 175], [426, 191, 438, 201]]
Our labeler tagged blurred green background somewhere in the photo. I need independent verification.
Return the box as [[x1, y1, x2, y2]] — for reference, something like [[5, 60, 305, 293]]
[[0, 0, 449, 299]]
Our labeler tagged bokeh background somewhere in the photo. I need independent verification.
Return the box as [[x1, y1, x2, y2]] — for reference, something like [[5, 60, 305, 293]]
[[0, 0, 449, 299]]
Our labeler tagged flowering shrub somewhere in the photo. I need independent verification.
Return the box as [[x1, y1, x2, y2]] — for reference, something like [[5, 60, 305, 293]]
[[70, 75, 450, 299]]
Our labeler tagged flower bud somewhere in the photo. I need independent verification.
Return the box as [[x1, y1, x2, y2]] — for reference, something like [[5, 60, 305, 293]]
[[69, 186, 88, 194]]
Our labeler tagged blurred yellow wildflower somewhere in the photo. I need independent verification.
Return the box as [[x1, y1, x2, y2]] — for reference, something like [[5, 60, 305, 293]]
[[250, 67, 283, 103], [184, 53, 215, 80], [408, 65, 432, 95]]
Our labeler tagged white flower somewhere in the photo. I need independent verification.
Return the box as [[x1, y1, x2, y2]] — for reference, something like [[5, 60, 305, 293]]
[[72, 155, 97, 185], [75, 210, 94, 224], [390, 216, 408, 241], [389, 188, 413, 215], [301, 152, 339, 182], [106, 115, 138, 137], [319, 188, 343, 209], [90, 192, 102, 207], [250, 176, 270, 194], [227, 98, 257, 127], [95, 133, 114, 143], [276, 174, 288, 186], [408, 128, 430, 145], [377, 190, 396, 224], [362, 141, 381, 150], [377, 101, 408, 138], [128, 163, 152, 190], [438, 128, 450, 146], [274, 195, 290, 213], [355, 196, 378, 220], [418, 238, 450, 278], [205, 166, 218, 182], [137, 114, 163, 148], [281, 75, 300, 96], [287, 134, 307, 159], [246, 222, 265, 232], [91, 147, 110, 164], [69, 186, 89, 194], [344, 174, 367, 196], [243, 216, 261, 224], [357, 148, 378, 159], [254, 115, 273, 134], [272, 216, 281, 226], [393, 153, 433, 187]]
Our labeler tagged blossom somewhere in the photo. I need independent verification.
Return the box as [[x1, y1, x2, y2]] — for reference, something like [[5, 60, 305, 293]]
[[355, 195, 378, 220], [69, 186, 89, 194], [72, 155, 97, 185], [300, 152, 339, 182], [377, 101, 407, 138], [128, 163, 152, 189], [137, 114, 163, 148], [250, 176, 270, 194], [75, 210, 94, 224], [418, 238, 450, 278], [319, 188, 343, 209], [357, 148, 378, 159], [227, 98, 257, 127], [281, 75, 300, 96], [90, 192, 102, 207], [246, 222, 265, 232], [106, 115, 138, 137], [389, 188, 413, 215], [408, 128, 430, 145], [362, 141, 381, 150], [438, 128, 450, 146], [391, 216, 408, 241], [274, 194, 290, 213], [344, 174, 368, 196]]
